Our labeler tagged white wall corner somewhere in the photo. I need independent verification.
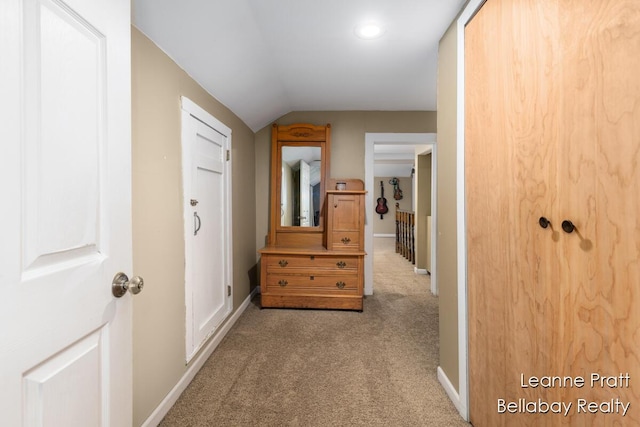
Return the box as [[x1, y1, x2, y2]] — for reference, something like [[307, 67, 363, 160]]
[[437, 366, 467, 421]]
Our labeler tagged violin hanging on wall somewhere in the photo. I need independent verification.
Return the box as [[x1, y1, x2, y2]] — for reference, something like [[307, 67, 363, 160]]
[[375, 180, 389, 219], [389, 177, 403, 200]]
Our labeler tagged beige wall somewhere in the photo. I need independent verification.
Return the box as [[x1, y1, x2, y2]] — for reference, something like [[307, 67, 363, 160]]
[[131, 27, 256, 425], [373, 176, 413, 235], [436, 20, 460, 391], [255, 111, 436, 251]]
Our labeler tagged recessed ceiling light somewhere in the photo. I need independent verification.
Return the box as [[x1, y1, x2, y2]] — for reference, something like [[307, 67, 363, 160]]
[[355, 23, 385, 39]]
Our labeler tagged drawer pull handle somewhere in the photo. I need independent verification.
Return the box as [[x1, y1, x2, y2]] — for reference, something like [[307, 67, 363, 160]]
[[341, 237, 351, 244], [336, 281, 346, 289], [278, 280, 288, 287], [336, 261, 347, 269], [278, 260, 288, 267]]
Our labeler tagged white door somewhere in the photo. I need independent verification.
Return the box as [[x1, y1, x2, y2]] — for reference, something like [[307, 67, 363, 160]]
[[0, 0, 132, 426], [181, 98, 232, 362], [299, 160, 311, 226]]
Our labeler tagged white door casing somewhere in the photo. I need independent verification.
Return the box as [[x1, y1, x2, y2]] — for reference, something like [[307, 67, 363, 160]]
[[0, 0, 132, 425], [181, 97, 233, 363]]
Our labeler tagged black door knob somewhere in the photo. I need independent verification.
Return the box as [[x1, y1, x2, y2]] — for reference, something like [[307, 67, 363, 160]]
[[562, 220, 575, 234], [539, 217, 551, 229]]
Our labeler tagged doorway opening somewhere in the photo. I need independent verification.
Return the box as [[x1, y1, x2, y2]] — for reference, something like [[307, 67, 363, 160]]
[[364, 133, 437, 296]]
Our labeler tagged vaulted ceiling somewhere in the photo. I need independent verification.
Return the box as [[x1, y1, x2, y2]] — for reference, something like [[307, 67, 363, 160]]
[[132, 0, 466, 133]]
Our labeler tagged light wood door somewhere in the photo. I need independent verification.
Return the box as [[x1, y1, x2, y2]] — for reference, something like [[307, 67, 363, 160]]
[[0, 0, 132, 425], [556, 1, 640, 421], [466, 1, 640, 426]]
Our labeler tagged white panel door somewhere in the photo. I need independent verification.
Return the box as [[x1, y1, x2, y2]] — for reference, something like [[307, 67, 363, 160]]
[[182, 102, 232, 362], [0, 0, 132, 425], [299, 160, 311, 227]]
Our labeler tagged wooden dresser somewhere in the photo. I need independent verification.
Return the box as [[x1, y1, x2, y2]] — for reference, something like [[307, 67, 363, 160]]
[[258, 123, 366, 311], [259, 247, 364, 310]]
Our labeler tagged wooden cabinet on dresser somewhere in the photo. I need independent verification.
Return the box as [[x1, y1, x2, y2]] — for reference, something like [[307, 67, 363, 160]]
[[326, 190, 365, 251], [259, 123, 366, 311]]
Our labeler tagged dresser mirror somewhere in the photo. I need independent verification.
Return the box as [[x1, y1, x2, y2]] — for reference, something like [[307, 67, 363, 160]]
[[280, 146, 322, 227], [269, 123, 330, 247]]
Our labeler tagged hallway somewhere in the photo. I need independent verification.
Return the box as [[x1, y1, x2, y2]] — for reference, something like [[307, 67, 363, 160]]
[[159, 237, 467, 426]]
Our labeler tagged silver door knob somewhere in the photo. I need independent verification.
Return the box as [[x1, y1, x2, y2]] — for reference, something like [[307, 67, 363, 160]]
[[112, 272, 144, 298]]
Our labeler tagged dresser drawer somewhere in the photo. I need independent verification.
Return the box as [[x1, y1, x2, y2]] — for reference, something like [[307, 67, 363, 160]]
[[265, 273, 359, 294], [265, 254, 359, 272], [328, 231, 361, 250]]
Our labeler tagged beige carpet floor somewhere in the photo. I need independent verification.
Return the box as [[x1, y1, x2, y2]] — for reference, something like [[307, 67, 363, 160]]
[[159, 237, 469, 426]]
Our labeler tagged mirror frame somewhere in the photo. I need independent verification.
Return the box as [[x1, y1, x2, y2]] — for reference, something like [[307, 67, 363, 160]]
[[269, 123, 331, 246]]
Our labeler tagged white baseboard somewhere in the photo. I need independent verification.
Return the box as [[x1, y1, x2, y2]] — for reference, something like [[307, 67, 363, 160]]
[[437, 366, 467, 421], [373, 233, 395, 238], [414, 267, 429, 275], [142, 287, 259, 427]]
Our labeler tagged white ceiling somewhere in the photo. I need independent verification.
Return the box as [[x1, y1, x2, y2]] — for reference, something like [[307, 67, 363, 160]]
[[132, 0, 466, 133], [133, 1, 462, 178], [374, 144, 431, 178]]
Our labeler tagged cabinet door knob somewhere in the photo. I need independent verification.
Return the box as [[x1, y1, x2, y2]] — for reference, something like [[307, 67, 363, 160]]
[[341, 237, 351, 244], [336, 281, 346, 289], [278, 259, 288, 267], [278, 279, 288, 287], [539, 216, 551, 229], [336, 261, 346, 268], [562, 220, 575, 234]]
